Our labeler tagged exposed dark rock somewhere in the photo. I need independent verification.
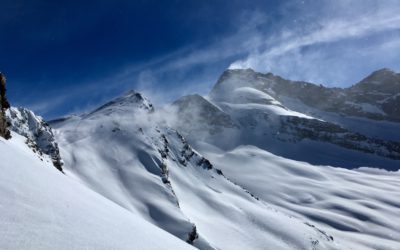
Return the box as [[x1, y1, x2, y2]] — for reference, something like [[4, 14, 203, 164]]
[[197, 157, 213, 170], [0, 73, 11, 139], [178, 133, 195, 166], [305, 222, 334, 242], [186, 225, 199, 244]]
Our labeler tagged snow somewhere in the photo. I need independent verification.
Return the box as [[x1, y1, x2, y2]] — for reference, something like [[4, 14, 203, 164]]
[[168, 68, 400, 249], [3, 69, 400, 250], [51, 99, 339, 249], [230, 86, 282, 105], [198, 144, 400, 250], [0, 132, 194, 250], [219, 101, 314, 119]]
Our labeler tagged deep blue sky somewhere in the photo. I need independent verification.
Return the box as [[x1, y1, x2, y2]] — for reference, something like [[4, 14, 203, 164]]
[[1, 0, 400, 118]]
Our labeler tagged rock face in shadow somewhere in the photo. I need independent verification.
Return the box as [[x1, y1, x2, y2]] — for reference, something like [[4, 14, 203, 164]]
[[0, 73, 11, 139]]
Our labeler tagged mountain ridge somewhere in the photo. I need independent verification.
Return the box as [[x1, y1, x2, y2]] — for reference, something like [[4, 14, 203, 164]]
[[211, 68, 400, 121]]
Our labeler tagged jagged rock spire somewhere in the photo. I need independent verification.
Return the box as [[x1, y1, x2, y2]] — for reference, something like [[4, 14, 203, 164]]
[[0, 73, 11, 139]]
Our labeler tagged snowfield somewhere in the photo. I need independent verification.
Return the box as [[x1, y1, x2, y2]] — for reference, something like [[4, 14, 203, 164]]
[[197, 143, 400, 250]]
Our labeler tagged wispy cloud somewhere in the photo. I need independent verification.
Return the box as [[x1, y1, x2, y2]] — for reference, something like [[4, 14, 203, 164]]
[[230, 0, 400, 84], [21, 0, 400, 118]]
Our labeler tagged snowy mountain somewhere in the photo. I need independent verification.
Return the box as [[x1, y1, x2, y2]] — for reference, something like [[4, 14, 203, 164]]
[[49, 90, 339, 250], [169, 68, 400, 249], [1, 69, 400, 250], [172, 69, 400, 170]]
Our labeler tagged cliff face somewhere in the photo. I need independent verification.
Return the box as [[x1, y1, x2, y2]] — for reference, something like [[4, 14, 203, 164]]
[[0, 73, 11, 139]]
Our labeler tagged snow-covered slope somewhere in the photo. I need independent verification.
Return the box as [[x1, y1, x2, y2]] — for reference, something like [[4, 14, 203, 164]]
[[198, 144, 400, 250], [0, 132, 194, 250], [51, 91, 340, 250]]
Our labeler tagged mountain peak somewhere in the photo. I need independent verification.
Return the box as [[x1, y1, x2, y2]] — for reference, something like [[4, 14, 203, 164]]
[[373, 67, 395, 74], [224, 68, 256, 73], [364, 68, 398, 81], [218, 68, 256, 81], [353, 68, 400, 93], [89, 90, 154, 116]]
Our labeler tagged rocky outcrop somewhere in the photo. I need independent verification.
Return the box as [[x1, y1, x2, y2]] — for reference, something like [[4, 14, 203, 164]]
[[6, 107, 63, 172], [0, 73, 62, 171], [0, 73, 11, 139]]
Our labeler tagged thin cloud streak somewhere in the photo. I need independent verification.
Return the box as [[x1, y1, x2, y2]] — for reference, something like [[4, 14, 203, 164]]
[[230, 5, 400, 70], [22, 1, 400, 118]]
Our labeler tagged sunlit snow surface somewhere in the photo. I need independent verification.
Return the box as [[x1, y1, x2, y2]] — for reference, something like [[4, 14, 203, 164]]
[[0, 133, 194, 250], [198, 143, 400, 250]]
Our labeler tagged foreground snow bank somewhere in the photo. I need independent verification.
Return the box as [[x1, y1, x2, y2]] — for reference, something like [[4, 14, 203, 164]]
[[0, 133, 193, 250]]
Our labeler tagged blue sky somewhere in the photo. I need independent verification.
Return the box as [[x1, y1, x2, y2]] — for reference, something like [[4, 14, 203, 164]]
[[1, 0, 400, 119]]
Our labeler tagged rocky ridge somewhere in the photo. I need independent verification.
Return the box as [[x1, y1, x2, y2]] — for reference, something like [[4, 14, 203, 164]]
[[6, 107, 63, 172]]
